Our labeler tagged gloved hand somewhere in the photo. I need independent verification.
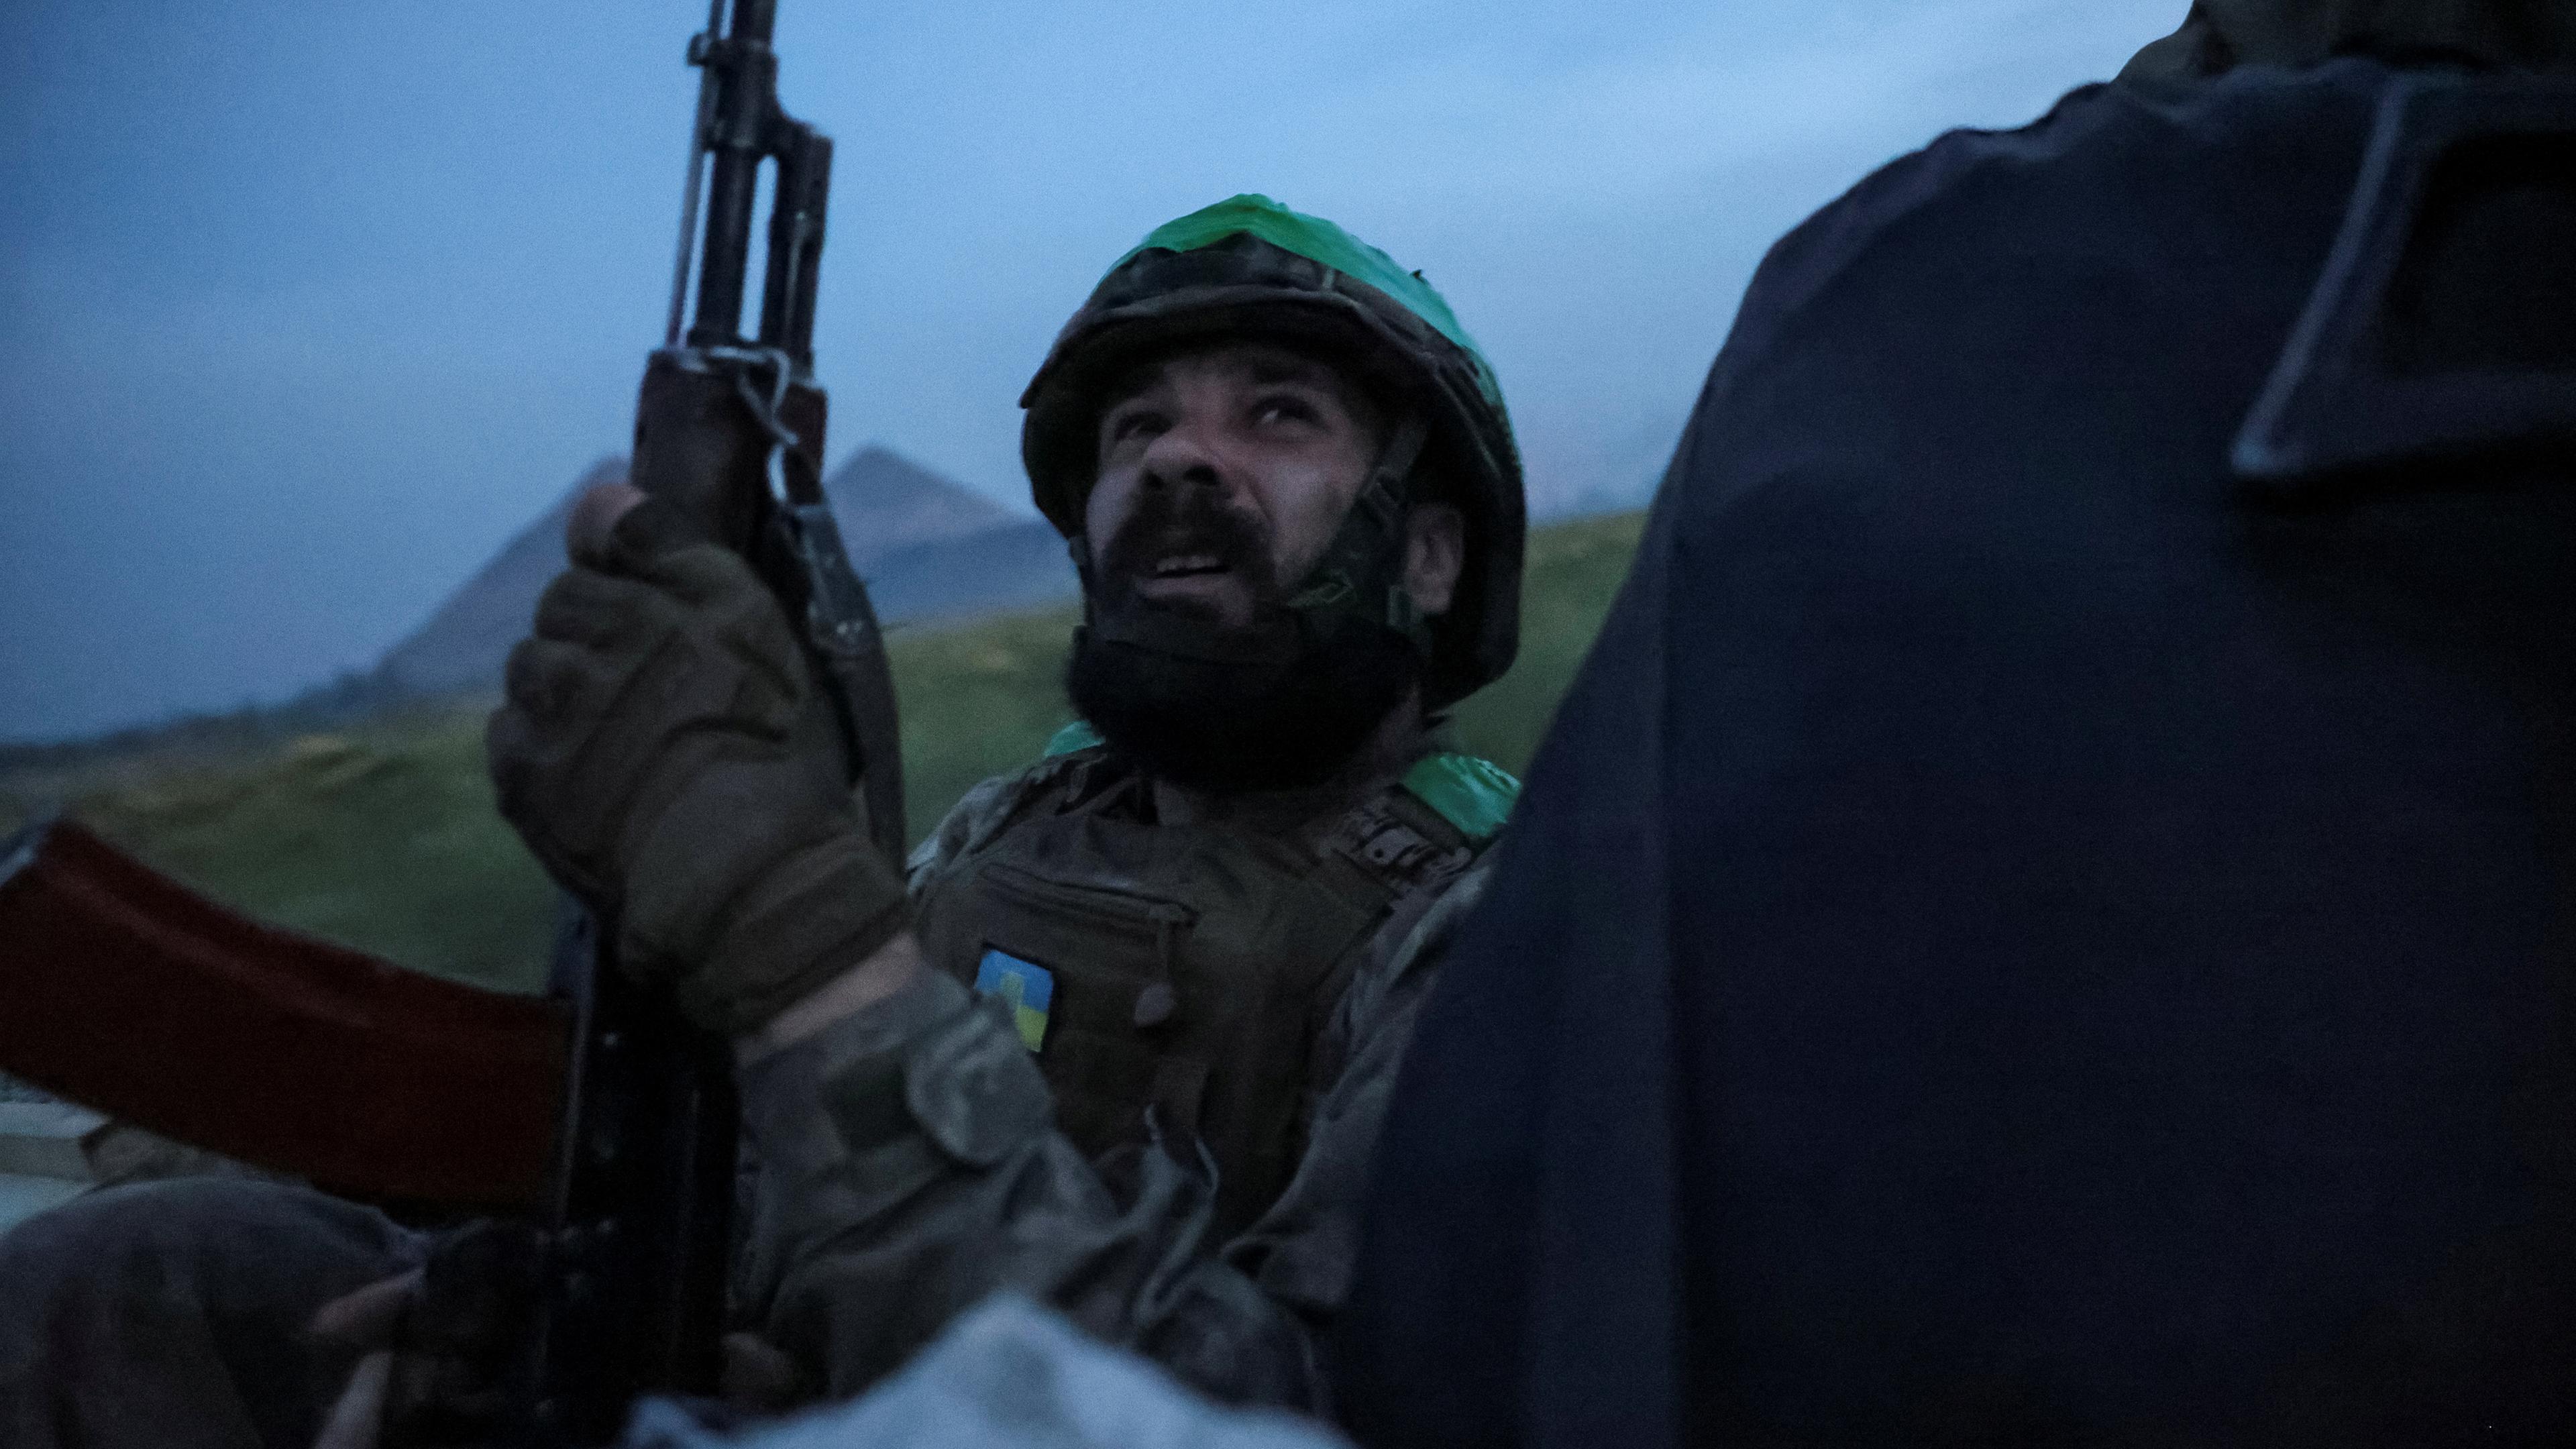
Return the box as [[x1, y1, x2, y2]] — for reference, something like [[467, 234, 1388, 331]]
[[307, 1220, 820, 1447], [309, 1219, 544, 1449], [486, 487, 910, 1036]]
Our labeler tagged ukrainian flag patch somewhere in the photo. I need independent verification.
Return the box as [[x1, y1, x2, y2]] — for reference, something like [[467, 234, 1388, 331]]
[[975, 949, 1055, 1053]]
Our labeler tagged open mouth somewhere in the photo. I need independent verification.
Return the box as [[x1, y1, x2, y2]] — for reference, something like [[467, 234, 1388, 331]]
[[1146, 553, 1229, 580]]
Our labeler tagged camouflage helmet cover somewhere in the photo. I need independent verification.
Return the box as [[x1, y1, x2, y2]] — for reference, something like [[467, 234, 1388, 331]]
[[1020, 195, 1525, 706]]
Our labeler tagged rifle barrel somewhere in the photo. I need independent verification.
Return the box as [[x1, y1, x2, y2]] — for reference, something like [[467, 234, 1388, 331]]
[[688, 0, 780, 347], [663, 0, 728, 347]]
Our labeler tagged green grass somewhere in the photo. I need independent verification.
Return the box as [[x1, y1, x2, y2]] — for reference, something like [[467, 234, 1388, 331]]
[[1449, 508, 1648, 770], [43, 714, 560, 994], [2, 511, 1645, 995]]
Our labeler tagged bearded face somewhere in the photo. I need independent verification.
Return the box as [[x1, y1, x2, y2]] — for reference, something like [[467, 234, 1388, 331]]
[[1087, 467, 1283, 629], [1063, 340, 1448, 794]]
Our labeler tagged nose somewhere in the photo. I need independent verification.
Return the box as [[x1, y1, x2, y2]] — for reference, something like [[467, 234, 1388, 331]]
[[1136, 417, 1226, 496]]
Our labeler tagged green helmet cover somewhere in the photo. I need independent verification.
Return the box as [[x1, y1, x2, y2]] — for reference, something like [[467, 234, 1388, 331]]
[[1021, 194, 1526, 705], [1114, 197, 1507, 410]]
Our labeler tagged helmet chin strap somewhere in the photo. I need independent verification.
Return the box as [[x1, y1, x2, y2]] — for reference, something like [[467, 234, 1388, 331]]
[[1069, 413, 1435, 672], [1283, 412, 1432, 652]]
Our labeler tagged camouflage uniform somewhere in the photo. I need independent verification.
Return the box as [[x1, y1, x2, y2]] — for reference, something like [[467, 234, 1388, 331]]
[[736, 739, 1510, 1407], [733, 193, 1532, 1408]]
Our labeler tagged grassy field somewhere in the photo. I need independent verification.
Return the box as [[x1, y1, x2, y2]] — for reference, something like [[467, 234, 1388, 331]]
[[1, 511, 1645, 994]]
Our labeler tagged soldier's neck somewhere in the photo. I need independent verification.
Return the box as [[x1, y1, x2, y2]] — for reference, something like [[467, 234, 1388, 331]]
[[1150, 694, 1429, 831]]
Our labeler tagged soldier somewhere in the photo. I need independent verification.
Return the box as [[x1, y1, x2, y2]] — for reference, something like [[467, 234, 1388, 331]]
[[0, 194, 1527, 1438], [1342, 3, 2576, 1446]]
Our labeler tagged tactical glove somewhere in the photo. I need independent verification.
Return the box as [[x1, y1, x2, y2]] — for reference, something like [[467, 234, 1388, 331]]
[[309, 1218, 542, 1448], [309, 1219, 815, 1444], [486, 498, 910, 1036]]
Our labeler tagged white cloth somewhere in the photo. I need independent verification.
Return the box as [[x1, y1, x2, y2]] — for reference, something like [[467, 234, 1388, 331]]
[[621, 1293, 1352, 1449]]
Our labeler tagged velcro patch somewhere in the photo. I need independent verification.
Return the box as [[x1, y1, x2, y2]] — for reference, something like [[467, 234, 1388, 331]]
[[975, 948, 1056, 1053]]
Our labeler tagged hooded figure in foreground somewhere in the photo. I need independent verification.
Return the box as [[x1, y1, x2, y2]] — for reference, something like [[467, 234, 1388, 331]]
[[1342, 3, 2576, 1445]]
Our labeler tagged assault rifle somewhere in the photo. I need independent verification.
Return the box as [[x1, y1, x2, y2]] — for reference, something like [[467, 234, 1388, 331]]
[[524, 0, 902, 1434], [0, 1, 902, 1439]]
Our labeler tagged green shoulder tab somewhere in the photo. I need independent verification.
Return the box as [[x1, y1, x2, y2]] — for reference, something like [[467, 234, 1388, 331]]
[[1400, 753, 1519, 843], [1043, 720, 1106, 758]]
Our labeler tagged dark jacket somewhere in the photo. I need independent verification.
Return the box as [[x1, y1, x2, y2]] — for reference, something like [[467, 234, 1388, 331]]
[[1344, 54, 2576, 1449]]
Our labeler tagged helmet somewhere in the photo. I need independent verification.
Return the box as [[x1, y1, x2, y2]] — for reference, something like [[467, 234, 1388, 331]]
[[1020, 195, 1525, 706]]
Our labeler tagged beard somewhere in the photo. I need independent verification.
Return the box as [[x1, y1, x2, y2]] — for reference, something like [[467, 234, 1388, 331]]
[[1067, 486, 1421, 794]]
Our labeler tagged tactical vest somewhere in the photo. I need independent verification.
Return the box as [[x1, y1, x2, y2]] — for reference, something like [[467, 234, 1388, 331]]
[[912, 735, 1515, 1233]]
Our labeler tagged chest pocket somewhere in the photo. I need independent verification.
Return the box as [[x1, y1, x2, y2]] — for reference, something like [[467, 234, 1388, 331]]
[[910, 750, 1512, 1230], [972, 863, 1200, 1161], [933, 830, 1390, 1232]]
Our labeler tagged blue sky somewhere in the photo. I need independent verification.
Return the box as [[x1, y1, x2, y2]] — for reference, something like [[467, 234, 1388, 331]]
[[0, 0, 2182, 742]]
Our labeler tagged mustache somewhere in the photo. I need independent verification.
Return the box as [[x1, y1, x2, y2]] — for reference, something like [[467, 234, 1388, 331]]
[[1094, 489, 1276, 594]]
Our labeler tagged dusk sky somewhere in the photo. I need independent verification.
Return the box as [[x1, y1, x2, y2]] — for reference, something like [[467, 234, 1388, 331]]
[[0, 0, 2182, 743]]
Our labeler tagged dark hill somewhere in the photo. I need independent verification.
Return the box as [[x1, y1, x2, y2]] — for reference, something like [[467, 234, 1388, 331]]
[[375, 447, 1074, 696], [375, 458, 621, 696], [821, 444, 1016, 556]]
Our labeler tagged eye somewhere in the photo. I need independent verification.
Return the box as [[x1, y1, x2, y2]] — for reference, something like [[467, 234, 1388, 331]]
[[1252, 392, 1320, 427], [1105, 406, 1169, 445]]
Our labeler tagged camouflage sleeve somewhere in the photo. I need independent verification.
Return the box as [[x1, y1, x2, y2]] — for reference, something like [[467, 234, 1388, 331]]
[[733, 859, 1495, 1411], [900, 768, 1031, 898]]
